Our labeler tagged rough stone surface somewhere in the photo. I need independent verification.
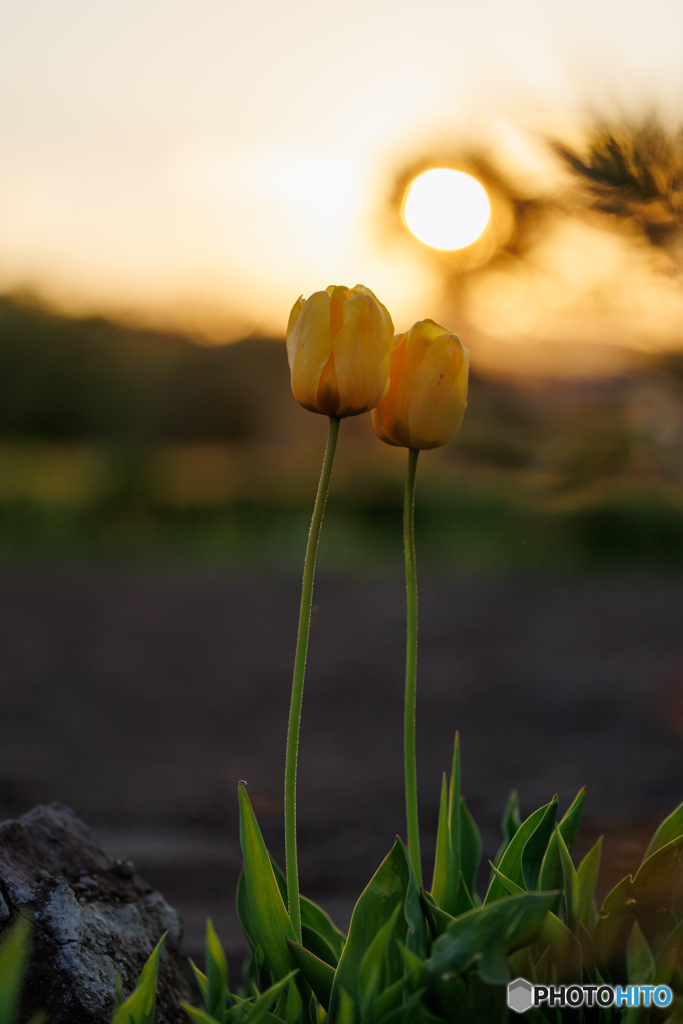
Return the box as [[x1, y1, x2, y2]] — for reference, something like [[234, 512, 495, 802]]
[[0, 803, 190, 1024]]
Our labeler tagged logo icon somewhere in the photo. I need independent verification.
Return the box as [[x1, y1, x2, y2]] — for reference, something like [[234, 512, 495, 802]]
[[508, 979, 534, 1014]]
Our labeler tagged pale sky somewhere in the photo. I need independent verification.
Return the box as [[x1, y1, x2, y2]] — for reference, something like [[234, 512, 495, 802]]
[[2, 0, 683, 367]]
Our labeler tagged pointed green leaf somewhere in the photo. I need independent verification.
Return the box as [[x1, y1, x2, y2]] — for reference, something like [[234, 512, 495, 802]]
[[431, 774, 451, 907], [420, 889, 456, 941], [577, 835, 602, 929], [431, 734, 462, 916], [238, 783, 296, 981], [113, 933, 166, 1024], [538, 788, 586, 891], [459, 797, 482, 899], [493, 790, 522, 866], [522, 796, 559, 892], [204, 919, 230, 1021], [181, 1005, 225, 1024], [642, 800, 683, 862], [487, 861, 525, 896], [484, 797, 558, 904], [300, 925, 339, 970], [329, 840, 410, 1017], [243, 970, 298, 1024], [285, 939, 335, 1008], [188, 960, 209, 1009], [399, 838, 429, 959], [555, 825, 580, 935]]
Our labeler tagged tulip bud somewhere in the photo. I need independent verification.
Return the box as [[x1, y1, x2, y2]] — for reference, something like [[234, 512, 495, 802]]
[[371, 319, 469, 449], [286, 285, 394, 417]]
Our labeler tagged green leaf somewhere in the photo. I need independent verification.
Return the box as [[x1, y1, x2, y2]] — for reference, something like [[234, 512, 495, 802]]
[[642, 800, 683, 862], [329, 840, 411, 1017], [188, 961, 209, 1009], [286, 939, 335, 1008], [534, 911, 584, 982], [521, 796, 560, 892], [0, 916, 31, 1024], [538, 788, 586, 892], [358, 905, 402, 1016], [626, 921, 655, 984], [484, 797, 558, 904], [577, 835, 602, 929], [431, 775, 451, 906], [300, 925, 339, 971], [555, 826, 580, 936], [400, 840, 428, 960], [236, 869, 259, 955], [112, 933, 166, 1024], [181, 1005, 225, 1024], [300, 900, 345, 964], [459, 797, 482, 902], [269, 851, 345, 966], [420, 890, 455, 942], [204, 919, 230, 1022], [487, 861, 525, 896], [238, 783, 297, 981], [595, 834, 683, 963], [493, 790, 522, 867], [425, 891, 557, 986], [243, 970, 299, 1024], [654, 919, 683, 986], [431, 734, 462, 916]]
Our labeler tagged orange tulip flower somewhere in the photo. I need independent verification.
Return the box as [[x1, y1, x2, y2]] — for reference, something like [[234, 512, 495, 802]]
[[286, 284, 394, 417], [371, 319, 469, 449]]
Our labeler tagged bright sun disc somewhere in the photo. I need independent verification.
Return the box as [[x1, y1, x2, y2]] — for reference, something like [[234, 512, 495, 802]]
[[403, 168, 491, 250]]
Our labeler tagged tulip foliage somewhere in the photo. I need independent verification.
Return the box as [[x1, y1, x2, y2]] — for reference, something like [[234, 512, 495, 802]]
[[180, 771, 683, 1023]]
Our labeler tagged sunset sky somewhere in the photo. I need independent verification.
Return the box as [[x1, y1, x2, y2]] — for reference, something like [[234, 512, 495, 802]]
[[2, 0, 683, 372]]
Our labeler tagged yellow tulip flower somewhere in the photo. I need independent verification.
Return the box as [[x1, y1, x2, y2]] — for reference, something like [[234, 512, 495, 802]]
[[286, 284, 394, 417], [371, 319, 469, 449]]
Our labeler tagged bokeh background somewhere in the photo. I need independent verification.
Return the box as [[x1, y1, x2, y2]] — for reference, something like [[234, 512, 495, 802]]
[[1, 0, 682, 968]]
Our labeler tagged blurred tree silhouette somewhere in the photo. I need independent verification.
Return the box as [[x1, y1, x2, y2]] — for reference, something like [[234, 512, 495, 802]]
[[554, 120, 683, 262]]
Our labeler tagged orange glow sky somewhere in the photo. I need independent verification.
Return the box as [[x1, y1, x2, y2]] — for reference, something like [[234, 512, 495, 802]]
[[2, 0, 683, 372]]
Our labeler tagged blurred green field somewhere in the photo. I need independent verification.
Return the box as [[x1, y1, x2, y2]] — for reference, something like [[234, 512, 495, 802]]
[[1, 293, 683, 571]]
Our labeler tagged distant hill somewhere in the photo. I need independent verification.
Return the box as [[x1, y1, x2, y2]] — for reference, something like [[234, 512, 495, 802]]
[[0, 295, 291, 442]]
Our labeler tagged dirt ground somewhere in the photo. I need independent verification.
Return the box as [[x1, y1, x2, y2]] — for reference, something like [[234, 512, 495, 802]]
[[0, 566, 681, 970]]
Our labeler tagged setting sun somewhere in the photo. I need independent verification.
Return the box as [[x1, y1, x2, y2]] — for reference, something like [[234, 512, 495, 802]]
[[402, 168, 491, 251]]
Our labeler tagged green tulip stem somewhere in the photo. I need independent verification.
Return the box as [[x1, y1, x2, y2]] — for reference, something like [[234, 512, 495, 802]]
[[404, 446, 422, 884], [284, 413, 340, 942]]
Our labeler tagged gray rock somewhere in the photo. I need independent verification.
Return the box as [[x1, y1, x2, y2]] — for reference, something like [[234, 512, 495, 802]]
[[0, 804, 190, 1024]]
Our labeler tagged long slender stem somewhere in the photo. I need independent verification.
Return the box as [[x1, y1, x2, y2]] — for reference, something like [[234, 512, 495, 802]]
[[404, 447, 422, 885], [284, 414, 340, 942]]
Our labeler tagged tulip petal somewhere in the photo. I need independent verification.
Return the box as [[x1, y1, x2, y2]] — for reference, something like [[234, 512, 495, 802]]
[[287, 291, 333, 414], [371, 318, 469, 450], [332, 292, 393, 416], [407, 331, 466, 449]]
